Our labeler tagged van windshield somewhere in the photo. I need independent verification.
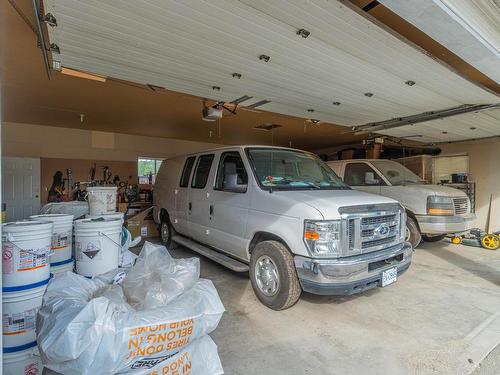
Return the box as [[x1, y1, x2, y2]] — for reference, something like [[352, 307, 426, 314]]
[[247, 148, 349, 190], [371, 160, 424, 185]]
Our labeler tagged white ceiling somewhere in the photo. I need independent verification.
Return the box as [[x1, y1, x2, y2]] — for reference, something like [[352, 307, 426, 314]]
[[43, 0, 499, 143], [380, 0, 500, 84]]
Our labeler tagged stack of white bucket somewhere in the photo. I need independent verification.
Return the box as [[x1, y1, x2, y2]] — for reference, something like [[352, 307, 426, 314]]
[[2, 221, 52, 374], [76, 186, 122, 277], [30, 214, 75, 276]]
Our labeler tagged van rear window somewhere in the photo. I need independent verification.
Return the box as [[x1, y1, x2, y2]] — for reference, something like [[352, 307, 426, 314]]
[[179, 156, 196, 187]]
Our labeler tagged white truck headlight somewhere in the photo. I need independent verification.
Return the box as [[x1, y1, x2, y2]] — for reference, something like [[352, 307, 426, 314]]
[[304, 220, 341, 257], [427, 196, 454, 216]]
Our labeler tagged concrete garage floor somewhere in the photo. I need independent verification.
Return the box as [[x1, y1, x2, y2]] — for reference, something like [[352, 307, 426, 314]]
[[164, 240, 500, 375]]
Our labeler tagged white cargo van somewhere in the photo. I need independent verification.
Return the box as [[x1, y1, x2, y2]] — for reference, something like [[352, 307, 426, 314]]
[[327, 159, 475, 248], [154, 146, 412, 310]]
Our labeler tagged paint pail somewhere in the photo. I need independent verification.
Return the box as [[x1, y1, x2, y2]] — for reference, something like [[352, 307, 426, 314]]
[[50, 258, 74, 276], [86, 211, 124, 224], [74, 218, 122, 277], [2, 221, 52, 291], [30, 214, 74, 264], [3, 345, 42, 375], [87, 186, 117, 215], [2, 282, 48, 352]]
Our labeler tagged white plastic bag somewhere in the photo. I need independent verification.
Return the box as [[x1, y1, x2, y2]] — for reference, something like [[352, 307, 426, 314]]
[[123, 242, 200, 309], [120, 335, 224, 375], [37, 242, 224, 375]]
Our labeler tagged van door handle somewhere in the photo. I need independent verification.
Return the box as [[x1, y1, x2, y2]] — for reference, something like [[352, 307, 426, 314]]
[[188, 202, 192, 211], [209, 205, 214, 216]]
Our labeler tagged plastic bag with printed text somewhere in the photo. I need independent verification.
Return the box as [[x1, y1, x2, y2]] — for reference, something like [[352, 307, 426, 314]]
[[36, 242, 225, 375]]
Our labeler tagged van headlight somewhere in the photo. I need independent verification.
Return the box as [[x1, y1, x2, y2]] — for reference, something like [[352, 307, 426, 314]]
[[304, 220, 341, 257], [427, 196, 454, 216]]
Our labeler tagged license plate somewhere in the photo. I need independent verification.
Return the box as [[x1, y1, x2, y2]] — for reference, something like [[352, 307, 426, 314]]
[[381, 267, 397, 287]]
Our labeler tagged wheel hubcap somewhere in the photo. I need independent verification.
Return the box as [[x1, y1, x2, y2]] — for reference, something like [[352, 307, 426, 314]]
[[161, 222, 170, 242], [255, 255, 280, 297]]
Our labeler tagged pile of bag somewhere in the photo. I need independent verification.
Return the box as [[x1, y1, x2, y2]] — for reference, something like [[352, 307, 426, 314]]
[[36, 242, 225, 375]]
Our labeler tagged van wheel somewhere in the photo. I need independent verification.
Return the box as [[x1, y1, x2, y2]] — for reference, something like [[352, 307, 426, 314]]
[[249, 241, 301, 310], [422, 234, 447, 242], [406, 217, 421, 249], [160, 219, 178, 250]]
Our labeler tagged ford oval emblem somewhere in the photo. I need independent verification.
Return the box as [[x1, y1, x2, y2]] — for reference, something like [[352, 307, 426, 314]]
[[374, 223, 390, 238]]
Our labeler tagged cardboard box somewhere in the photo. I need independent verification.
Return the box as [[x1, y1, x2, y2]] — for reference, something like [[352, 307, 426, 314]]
[[126, 207, 159, 239]]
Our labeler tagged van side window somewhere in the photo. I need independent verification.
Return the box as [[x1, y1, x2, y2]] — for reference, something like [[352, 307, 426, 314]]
[[344, 163, 386, 186], [215, 152, 248, 192], [179, 156, 196, 187], [191, 154, 215, 189]]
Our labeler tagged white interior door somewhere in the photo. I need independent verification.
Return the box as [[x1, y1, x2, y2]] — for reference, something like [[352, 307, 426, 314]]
[[2, 157, 41, 221]]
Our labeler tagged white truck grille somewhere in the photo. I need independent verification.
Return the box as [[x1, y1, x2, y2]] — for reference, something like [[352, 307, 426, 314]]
[[340, 204, 405, 256], [453, 197, 469, 215]]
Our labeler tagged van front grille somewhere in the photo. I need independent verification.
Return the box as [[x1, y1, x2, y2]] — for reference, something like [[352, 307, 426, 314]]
[[341, 204, 404, 256]]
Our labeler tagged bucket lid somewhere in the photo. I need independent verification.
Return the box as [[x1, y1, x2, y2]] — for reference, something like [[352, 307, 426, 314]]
[[30, 213, 74, 222], [2, 221, 53, 233], [87, 212, 124, 218], [74, 217, 122, 229], [88, 186, 117, 191]]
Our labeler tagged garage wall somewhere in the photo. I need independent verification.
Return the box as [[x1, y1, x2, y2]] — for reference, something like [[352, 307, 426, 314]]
[[40, 158, 138, 203], [440, 138, 500, 232], [1, 122, 223, 161]]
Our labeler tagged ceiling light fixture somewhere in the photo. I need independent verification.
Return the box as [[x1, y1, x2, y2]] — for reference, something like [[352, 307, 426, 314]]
[[60, 67, 107, 82], [212, 86, 221, 91], [442, 131, 448, 134], [309, 119, 321, 124], [307, 109, 315, 113], [296, 28, 311, 38], [332, 101, 341, 106], [364, 92, 374, 97], [259, 54, 270, 62], [405, 80, 416, 86], [232, 73, 242, 79], [470, 127, 477, 130]]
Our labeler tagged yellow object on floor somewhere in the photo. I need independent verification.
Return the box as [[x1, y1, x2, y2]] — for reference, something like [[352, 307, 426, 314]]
[[481, 234, 500, 250]]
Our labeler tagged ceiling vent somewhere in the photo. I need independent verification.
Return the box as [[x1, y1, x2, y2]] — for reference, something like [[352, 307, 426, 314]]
[[254, 123, 282, 131]]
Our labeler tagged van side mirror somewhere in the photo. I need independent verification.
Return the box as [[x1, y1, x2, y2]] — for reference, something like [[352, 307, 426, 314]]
[[364, 171, 380, 185], [224, 174, 247, 193]]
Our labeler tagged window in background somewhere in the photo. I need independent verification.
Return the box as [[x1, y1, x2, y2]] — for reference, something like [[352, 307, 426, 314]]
[[138, 158, 163, 184]]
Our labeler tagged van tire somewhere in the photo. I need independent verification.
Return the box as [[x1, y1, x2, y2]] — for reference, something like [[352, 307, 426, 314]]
[[406, 216, 421, 249], [160, 219, 178, 250], [422, 234, 447, 242], [249, 241, 301, 310]]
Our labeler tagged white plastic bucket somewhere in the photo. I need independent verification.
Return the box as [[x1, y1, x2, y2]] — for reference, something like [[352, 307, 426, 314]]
[[3, 345, 42, 375], [87, 186, 117, 215], [74, 218, 122, 277], [51, 258, 74, 276], [30, 214, 74, 264], [2, 282, 48, 352], [2, 221, 52, 291], [86, 211, 124, 224]]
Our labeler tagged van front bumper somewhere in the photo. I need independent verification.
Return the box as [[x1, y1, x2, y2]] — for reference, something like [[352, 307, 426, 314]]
[[294, 242, 412, 296], [415, 214, 475, 234]]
